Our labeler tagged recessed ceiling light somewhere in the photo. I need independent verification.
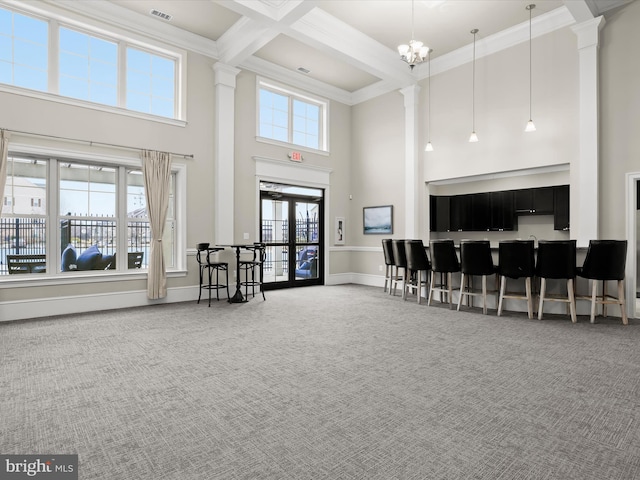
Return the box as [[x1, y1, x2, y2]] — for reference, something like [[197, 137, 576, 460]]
[[150, 9, 172, 21], [297, 67, 311, 74]]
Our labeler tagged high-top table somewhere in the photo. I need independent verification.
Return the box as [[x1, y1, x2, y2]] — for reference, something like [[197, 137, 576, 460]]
[[217, 244, 254, 303]]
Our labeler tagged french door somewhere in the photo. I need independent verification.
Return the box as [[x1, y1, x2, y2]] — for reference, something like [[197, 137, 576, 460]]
[[260, 182, 323, 289]]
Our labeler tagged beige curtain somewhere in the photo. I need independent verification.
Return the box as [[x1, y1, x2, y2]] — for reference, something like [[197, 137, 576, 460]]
[[141, 149, 172, 299], [0, 130, 10, 207]]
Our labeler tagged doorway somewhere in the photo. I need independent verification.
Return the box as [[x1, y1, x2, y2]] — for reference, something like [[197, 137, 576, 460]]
[[260, 182, 323, 289]]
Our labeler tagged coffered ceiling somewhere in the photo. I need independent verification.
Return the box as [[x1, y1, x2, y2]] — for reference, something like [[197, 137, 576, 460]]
[[55, 0, 634, 104]]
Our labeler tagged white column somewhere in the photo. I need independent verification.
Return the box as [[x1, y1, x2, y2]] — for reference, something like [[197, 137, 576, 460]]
[[400, 84, 421, 239], [571, 16, 605, 246], [213, 63, 241, 245]]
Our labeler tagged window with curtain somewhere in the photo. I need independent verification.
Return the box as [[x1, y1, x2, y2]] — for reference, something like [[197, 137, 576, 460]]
[[0, 155, 179, 276], [258, 79, 327, 152]]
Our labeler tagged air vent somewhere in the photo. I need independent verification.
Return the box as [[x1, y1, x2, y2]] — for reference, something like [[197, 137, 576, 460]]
[[150, 9, 172, 21], [297, 67, 311, 74]]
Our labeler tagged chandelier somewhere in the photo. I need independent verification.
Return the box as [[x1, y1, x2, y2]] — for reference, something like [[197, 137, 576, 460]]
[[398, 0, 429, 70]]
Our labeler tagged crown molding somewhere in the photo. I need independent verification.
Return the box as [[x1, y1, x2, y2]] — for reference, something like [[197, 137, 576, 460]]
[[32, 0, 218, 59], [242, 56, 353, 105]]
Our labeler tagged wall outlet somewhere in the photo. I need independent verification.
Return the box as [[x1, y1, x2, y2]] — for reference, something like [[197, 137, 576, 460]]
[[243, 232, 249, 240], [379, 265, 383, 271]]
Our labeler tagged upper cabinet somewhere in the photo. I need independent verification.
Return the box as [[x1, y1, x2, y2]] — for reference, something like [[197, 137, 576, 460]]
[[430, 185, 568, 232], [553, 185, 570, 231], [490, 191, 516, 231], [514, 187, 554, 214]]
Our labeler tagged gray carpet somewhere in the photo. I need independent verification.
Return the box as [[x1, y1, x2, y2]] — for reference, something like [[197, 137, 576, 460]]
[[2, 284, 640, 479]]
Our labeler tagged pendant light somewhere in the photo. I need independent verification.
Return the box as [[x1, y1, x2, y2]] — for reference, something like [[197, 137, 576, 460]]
[[469, 29, 479, 143], [397, 0, 430, 70], [425, 49, 434, 152], [525, 4, 536, 132]]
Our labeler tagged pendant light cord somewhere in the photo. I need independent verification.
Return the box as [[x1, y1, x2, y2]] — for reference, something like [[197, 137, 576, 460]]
[[472, 30, 477, 132], [428, 52, 431, 142], [529, 6, 533, 121]]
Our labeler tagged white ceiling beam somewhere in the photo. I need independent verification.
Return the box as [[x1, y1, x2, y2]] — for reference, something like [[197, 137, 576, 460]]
[[217, 17, 277, 66], [287, 8, 415, 88], [563, 0, 596, 23], [215, 0, 318, 67]]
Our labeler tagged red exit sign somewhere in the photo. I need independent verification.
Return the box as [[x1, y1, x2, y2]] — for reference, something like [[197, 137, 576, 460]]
[[289, 151, 303, 162]]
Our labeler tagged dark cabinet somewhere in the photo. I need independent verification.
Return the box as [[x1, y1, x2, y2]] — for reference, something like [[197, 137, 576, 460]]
[[430, 185, 566, 232], [472, 193, 491, 231], [515, 187, 554, 214], [553, 185, 570, 230], [430, 195, 450, 232], [450, 195, 472, 231], [490, 191, 516, 231]]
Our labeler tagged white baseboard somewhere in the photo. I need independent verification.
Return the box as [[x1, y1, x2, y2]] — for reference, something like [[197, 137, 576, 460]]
[[0, 274, 623, 322], [0, 286, 198, 322]]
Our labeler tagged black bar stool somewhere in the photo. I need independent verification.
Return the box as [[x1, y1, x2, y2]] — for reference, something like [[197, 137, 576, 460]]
[[536, 240, 577, 323], [457, 240, 497, 315], [497, 240, 536, 319], [382, 239, 396, 295], [196, 244, 229, 306], [576, 240, 628, 325], [404, 239, 431, 304], [239, 243, 266, 301], [428, 239, 460, 309], [391, 239, 407, 298]]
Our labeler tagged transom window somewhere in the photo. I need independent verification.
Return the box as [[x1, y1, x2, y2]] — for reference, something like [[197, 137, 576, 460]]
[[0, 5, 182, 120], [59, 27, 118, 106], [258, 79, 328, 152], [0, 8, 48, 91]]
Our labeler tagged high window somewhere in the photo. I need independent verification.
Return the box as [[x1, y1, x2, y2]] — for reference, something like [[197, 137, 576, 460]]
[[1, 155, 179, 276], [258, 79, 328, 152], [59, 27, 118, 106], [0, 8, 48, 91], [0, 5, 182, 120]]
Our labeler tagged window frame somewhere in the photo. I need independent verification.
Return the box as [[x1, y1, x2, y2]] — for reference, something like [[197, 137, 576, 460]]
[[0, 142, 187, 284], [0, 2, 186, 126], [256, 77, 329, 155]]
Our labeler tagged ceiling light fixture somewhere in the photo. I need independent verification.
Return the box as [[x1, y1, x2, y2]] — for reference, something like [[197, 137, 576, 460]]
[[398, 0, 430, 70], [425, 50, 434, 152], [525, 4, 536, 133], [469, 28, 479, 143]]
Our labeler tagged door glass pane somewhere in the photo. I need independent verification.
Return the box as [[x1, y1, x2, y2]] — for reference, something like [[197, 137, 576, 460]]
[[294, 201, 319, 280], [261, 197, 288, 283]]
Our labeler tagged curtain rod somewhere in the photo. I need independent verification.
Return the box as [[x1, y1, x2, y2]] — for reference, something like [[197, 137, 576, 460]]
[[1, 127, 194, 159]]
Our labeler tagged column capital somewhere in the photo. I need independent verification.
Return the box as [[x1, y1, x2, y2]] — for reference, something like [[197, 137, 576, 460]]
[[213, 62, 241, 88], [571, 16, 605, 50], [399, 84, 421, 108]]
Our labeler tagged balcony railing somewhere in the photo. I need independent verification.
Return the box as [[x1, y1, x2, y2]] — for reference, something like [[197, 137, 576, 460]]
[[0, 217, 151, 275]]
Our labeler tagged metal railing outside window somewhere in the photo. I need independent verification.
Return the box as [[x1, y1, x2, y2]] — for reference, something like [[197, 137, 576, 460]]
[[0, 217, 151, 274]]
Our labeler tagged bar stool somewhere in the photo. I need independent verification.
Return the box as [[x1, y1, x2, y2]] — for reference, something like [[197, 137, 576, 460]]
[[457, 240, 497, 315], [196, 244, 229, 306], [536, 240, 577, 323], [404, 239, 431, 304], [497, 240, 536, 319], [576, 240, 628, 325], [382, 239, 396, 295], [428, 239, 460, 309], [391, 240, 407, 298], [239, 243, 266, 301]]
